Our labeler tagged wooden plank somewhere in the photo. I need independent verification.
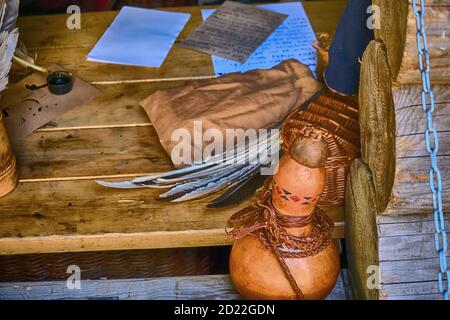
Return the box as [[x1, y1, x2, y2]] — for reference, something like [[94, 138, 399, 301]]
[[345, 159, 379, 300], [0, 178, 344, 255], [13, 126, 173, 181], [37, 81, 187, 130], [16, 7, 205, 50], [380, 257, 446, 283], [0, 274, 240, 300], [380, 293, 442, 300], [379, 233, 450, 261], [374, 0, 450, 84], [17, 1, 348, 50], [386, 156, 450, 215], [0, 223, 343, 255], [15, 1, 347, 83], [377, 212, 442, 224], [33, 45, 215, 83], [398, 4, 450, 84], [396, 132, 450, 158], [380, 281, 444, 299], [393, 85, 450, 157], [0, 271, 351, 300], [393, 85, 450, 125], [378, 218, 450, 237]]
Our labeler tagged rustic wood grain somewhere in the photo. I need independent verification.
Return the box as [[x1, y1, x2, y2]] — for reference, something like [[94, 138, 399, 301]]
[[345, 159, 448, 300], [380, 257, 449, 283], [345, 159, 379, 300], [387, 155, 450, 215], [0, 271, 351, 300], [380, 281, 445, 300], [33, 45, 215, 83], [13, 126, 173, 181], [378, 218, 450, 237], [359, 40, 396, 213], [17, 1, 347, 50], [17, 7, 204, 50], [350, 1, 449, 299], [379, 233, 450, 261], [380, 293, 442, 300], [36, 81, 187, 131], [0, 3, 350, 255], [373, 0, 450, 85], [393, 85, 450, 136], [0, 177, 344, 254], [14, 1, 347, 84], [359, 42, 450, 216], [377, 211, 446, 224]]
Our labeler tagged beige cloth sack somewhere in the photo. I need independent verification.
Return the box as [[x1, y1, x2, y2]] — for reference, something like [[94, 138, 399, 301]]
[[140, 59, 322, 167]]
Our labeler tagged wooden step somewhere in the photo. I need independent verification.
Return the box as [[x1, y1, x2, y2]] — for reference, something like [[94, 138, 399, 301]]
[[0, 271, 352, 300]]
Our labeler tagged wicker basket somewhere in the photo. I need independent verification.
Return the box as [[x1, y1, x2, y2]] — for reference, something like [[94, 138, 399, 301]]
[[281, 89, 360, 206], [0, 247, 214, 282]]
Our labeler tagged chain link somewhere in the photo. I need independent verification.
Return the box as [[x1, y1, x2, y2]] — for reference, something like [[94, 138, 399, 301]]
[[412, 0, 449, 300]]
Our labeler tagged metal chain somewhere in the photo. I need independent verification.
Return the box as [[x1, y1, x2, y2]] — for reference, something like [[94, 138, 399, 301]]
[[412, 0, 449, 300]]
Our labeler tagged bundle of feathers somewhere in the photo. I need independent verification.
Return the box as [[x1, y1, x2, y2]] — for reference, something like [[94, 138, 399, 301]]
[[97, 89, 324, 208], [0, 0, 19, 92], [98, 131, 279, 208]]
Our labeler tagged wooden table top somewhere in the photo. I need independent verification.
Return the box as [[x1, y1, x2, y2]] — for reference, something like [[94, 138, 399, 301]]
[[0, 1, 347, 255]]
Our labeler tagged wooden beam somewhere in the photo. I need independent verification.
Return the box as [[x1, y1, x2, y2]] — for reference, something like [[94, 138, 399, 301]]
[[0, 176, 344, 255], [359, 40, 396, 213], [345, 159, 379, 300], [373, 0, 450, 85], [0, 272, 351, 300], [359, 40, 450, 215], [13, 126, 172, 181]]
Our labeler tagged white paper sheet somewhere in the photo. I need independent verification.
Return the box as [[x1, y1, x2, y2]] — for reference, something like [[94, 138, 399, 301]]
[[202, 2, 317, 76], [87, 6, 191, 68]]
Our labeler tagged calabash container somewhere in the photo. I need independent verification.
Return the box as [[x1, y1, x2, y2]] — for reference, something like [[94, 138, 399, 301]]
[[229, 136, 340, 300]]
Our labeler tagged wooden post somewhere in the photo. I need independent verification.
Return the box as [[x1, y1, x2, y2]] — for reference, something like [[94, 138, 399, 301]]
[[373, 0, 450, 84], [345, 0, 450, 299], [0, 114, 18, 197]]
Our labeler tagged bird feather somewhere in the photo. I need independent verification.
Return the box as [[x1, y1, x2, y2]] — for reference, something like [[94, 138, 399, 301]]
[[0, 28, 18, 92], [159, 165, 247, 200], [207, 169, 267, 208], [168, 164, 259, 202], [96, 130, 278, 189]]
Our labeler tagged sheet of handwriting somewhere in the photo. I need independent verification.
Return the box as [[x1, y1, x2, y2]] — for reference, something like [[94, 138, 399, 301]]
[[202, 2, 317, 76], [180, 1, 287, 63]]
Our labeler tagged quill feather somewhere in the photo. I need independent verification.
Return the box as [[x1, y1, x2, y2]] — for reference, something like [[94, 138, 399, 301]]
[[97, 130, 278, 189], [159, 165, 247, 201], [168, 164, 259, 202], [0, 28, 18, 92], [207, 169, 268, 208], [207, 143, 283, 207]]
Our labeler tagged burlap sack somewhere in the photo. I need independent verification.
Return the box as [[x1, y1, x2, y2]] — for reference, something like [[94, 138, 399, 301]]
[[140, 59, 322, 167]]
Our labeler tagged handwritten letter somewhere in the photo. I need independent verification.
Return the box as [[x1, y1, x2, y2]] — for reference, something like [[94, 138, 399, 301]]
[[202, 2, 318, 76], [179, 1, 287, 63]]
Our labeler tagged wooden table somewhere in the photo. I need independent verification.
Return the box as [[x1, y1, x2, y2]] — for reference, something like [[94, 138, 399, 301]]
[[0, 1, 347, 255]]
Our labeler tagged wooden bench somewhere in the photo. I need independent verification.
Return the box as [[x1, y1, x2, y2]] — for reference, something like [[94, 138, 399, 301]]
[[0, 1, 351, 300]]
